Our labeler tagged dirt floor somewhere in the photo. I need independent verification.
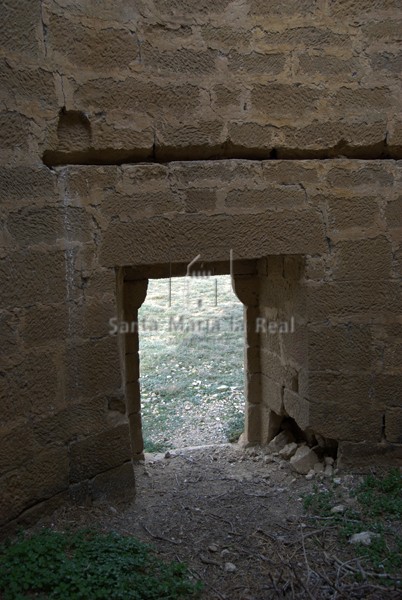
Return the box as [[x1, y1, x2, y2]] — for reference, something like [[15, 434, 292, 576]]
[[41, 444, 401, 600]]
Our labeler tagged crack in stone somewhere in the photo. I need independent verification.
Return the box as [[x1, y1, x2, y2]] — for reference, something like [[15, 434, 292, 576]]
[[40, 1, 48, 58]]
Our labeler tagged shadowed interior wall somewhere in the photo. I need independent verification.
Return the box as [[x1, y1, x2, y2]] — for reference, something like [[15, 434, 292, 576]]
[[258, 256, 308, 445], [0, 0, 401, 531]]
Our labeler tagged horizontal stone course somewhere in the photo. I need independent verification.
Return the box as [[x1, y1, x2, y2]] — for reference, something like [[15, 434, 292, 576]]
[[8, 206, 93, 247], [325, 195, 380, 231], [0, 166, 57, 204], [260, 27, 350, 48], [0, 61, 57, 112], [99, 210, 326, 266], [227, 51, 286, 74], [328, 0, 402, 19], [73, 78, 201, 114], [249, 0, 319, 17], [47, 14, 140, 71], [142, 45, 218, 74]]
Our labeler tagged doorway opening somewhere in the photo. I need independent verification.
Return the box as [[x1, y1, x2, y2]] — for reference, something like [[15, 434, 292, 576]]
[[138, 274, 245, 452], [118, 256, 306, 461]]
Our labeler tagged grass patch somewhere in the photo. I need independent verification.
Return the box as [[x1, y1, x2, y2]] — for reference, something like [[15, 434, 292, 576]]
[[0, 529, 202, 600], [303, 468, 402, 580], [354, 468, 402, 518], [224, 411, 245, 443], [303, 484, 336, 516], [143, 438, 168, 454], [139, 276, 245, 451]]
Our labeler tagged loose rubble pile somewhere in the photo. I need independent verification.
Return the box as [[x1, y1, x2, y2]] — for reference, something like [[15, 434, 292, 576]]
[[265, 430, 337, 479]]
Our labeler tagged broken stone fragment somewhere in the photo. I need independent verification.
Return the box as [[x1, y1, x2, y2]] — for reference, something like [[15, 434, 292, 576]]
[[313, 462, 324, 474], [331, 505, 345, 514], [324, 464, 333, 477], [267, 430, 292, 453], [290, 446, 319, 474], [305, 470, 315, 480], [279, 442, 298, 460], [349, 531, 380, 546], [224, 562, 237, 573]]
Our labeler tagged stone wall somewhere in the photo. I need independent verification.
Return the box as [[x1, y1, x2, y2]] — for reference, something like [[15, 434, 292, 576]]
[[258, 255, 308, 444], [2, 0, 402, 166], [0, 0, 401, 530]]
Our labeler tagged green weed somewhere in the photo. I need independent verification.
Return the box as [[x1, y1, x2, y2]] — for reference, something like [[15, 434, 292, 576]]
[[0, 529, 202, 600], [224, 411, 245, 443], [303, 484, 335, 517], [303, 469, 402, 579], [143, 438, 170, 453], [354, 467, 402, 519]]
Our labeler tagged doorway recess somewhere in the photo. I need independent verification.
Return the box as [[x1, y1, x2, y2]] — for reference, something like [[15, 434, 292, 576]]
[[139, 274, 245, 452]]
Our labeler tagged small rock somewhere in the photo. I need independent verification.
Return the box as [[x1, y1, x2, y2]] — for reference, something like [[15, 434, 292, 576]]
[[349, 531, 380, 546], [331, 505, 345, 514], [314, 462, 324, 474], [305, 470, 315, 480], [220, 549, 230, 558], [287, 515, 297, 523], [164, 451, 171, 459], [224, 562, 237, 573], [324, 456, 335, 466], [324, 464, 333, 477], [264, 455, 275, 464], [267, 431, 292, 453], [333, 477, 341, 485], [237, 432, 248, 447], [290, 446, 319, 475], [208, 544, 218, 553], [279, 442, 298, 460]]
